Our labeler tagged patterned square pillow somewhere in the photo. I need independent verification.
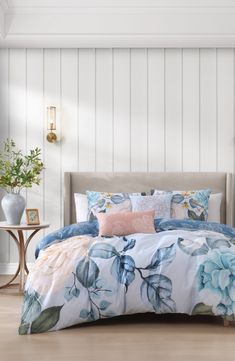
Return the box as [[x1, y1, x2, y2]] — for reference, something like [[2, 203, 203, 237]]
[[86, 191, 145, 221], [129, 194, 172, 219], [153, 189, 211, 221]]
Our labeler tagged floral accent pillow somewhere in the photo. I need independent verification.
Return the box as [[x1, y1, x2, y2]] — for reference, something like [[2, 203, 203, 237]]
[[153, 189, 211, 221], [129, 194, 172, 219], [86, 191, 145, 221], [97, 210, 156, 236]]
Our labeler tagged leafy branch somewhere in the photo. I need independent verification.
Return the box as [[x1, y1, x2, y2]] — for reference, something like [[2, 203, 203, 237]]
[[0, 139, 44, 193], [64, 272, 80, 301]]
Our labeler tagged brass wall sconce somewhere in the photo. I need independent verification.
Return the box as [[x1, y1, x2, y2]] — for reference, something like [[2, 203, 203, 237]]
[[46, 106, 57, 143]]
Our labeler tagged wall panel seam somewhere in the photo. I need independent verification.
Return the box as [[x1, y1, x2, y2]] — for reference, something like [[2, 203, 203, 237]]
[[7, 48, 10, 263], [94, 48, 97, 172], [42, 49, 45, 226], [112, 48, 114, 172], [199, 48, 201, 172], [25, 48, 28, 207], [60, 48, 62, 228], [181, 48, 184, 172], [233, 48, 235, 176], [130, 48, 132, 172], [216, 48, 218, 172], [77, 48, 80, 172], [163, 48, 166, 172], [146, 48, 149, 172]]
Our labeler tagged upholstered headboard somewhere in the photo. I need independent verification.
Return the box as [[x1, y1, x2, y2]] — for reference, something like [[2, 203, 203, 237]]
[[64, 172, 234, 226]]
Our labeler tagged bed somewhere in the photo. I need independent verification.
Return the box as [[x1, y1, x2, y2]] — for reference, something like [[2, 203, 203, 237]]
[[19, 172, 235, 334]]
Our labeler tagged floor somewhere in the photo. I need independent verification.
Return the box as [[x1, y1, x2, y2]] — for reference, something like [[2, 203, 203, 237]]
[[0, 276, 235, 361]]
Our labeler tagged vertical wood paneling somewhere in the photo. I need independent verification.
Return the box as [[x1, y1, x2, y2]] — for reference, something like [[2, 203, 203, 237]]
[[182, 49, 200, 171], [9, 49, 26, 263], [200, 49, 217, 171], [113, 49, 131, 172], [61, 49, 78, 221], [130, 49, 148, 171], [148, 49, 165, 172], [96, 49, 113, 171], [165, 49, 182, 171], [78, 49, 96, 171], [0, 47, 235, 269], [61, 49, 78, 173], [0, 49, 9, 263], [217, 49, 234, 172], [26, 49, 44, 261], [44, 49, 61, 232]]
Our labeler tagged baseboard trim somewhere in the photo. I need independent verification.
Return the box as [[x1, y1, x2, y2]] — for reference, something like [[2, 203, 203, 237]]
[[0, 263, 34, 275]]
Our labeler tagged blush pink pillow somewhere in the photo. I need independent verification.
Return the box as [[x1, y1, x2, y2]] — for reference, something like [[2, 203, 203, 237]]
[[96, 210, 156, 237]]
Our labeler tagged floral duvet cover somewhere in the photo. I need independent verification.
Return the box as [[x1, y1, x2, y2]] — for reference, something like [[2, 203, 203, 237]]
[[19, 221, 235, 334]]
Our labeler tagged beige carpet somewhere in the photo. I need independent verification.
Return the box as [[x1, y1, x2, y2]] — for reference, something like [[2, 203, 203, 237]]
[[0, 277, 235, 361]]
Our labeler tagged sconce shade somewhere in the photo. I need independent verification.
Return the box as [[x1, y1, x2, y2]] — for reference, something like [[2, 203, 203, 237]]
[[47, 106, 56, 130]]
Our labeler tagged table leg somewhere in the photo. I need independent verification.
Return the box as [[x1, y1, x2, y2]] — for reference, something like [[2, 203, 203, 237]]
[[24, 229, 40, 274], [18, 230, 26, 292], [0, 230, 20, 290]]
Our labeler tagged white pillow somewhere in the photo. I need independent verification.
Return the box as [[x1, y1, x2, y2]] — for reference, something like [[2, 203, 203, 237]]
[[74, 193, 88, 223], [208, 193, 222, 223]]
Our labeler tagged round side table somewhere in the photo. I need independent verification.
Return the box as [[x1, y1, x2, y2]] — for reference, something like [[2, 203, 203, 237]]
[[0, 222, 50, 292]]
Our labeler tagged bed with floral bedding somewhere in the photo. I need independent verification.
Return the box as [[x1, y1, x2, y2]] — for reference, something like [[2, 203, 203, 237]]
[[19, 218, 235, 334]]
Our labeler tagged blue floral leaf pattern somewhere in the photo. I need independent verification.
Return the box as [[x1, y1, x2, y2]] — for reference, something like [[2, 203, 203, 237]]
[[31, 306, 63, 334], [80, 309, 90, 319], [23, 216, 235, 334], [98, 199, 106, 208], [145, 244, 176, 270], [64, 289, 74, 301], [206, 238, 231, 249], [111, 255, 135, 289], [188, 209, 205, 221], [99, 300, 111, 311], [189, 198, 200, 209], [172, 194, 184, 204], [141, 274, 176, 313], [192, 303, 214, 316], [230, 238, 235, 245], [71, 288, 80, 298], [76, 257, 99, 288], [123, 239, 136, 252], [89, 306, 99, 321], [21, 291, 42, 324], [197, 249, 235, 315], [19, 323, 30, 335], [110, 194, 125, 204], [89, 243, 119, 259], [178, 237, 209, 256]]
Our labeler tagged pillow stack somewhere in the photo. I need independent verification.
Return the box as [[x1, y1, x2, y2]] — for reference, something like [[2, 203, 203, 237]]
[[74, 187, 222, 236]]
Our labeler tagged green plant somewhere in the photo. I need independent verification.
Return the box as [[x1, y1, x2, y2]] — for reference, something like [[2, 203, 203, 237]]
[[0, 139, 44, 193]]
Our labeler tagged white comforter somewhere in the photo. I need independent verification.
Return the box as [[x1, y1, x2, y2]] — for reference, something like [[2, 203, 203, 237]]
[[19, 229, 235, 334]]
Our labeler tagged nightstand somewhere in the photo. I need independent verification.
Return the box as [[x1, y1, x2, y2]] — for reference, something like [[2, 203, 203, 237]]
[[0, 222, 50, 292]]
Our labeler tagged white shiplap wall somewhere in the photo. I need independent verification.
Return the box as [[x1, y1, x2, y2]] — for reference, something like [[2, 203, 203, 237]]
[[0, 48, 234, 269]]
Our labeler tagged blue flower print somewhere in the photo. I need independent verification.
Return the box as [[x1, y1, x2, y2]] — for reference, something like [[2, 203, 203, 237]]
[[197, 249, 235, 315]]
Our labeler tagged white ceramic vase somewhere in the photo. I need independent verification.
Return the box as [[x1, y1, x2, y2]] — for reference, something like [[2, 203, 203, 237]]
[[1, 192, 26, 225]]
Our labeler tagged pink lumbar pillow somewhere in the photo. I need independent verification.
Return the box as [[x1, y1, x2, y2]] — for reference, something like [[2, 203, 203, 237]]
[[96, 210, 156, 237]]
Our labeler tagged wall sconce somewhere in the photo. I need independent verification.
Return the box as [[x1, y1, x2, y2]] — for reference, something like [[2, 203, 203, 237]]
[[46, 106, 57, 143]]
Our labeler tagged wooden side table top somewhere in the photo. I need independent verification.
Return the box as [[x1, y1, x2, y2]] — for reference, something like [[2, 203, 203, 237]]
[[0, 222, 50, 231]]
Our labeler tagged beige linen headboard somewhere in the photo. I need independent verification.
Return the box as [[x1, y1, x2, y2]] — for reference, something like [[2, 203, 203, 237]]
[[64, 172, 234, 227]]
